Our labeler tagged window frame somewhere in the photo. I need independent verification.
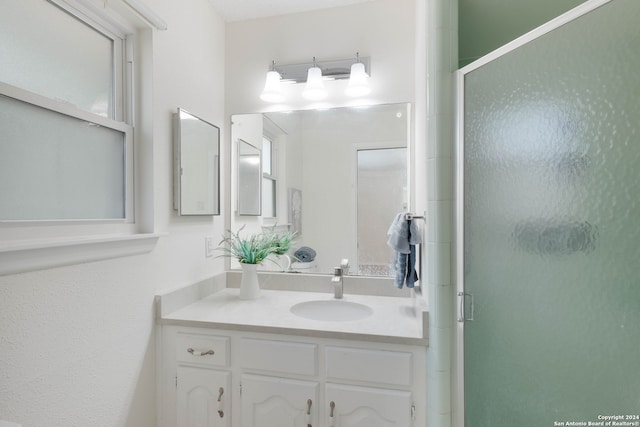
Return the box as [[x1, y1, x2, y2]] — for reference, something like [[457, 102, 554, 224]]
[[0, 0, 161, 275]]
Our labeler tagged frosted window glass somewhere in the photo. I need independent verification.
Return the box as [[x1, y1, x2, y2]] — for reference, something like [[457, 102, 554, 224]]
[[463, 0, 640, 425], [262, 178, 276, 217], [262, 137, 273, 175], [0, 96, 125, 220], [0, 0, 114, 118]]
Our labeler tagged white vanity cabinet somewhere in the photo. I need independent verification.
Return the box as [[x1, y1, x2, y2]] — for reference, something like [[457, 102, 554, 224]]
[[158, 326, 426, 427]]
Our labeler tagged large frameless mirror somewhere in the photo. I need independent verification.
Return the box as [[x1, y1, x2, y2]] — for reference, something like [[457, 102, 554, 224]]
[[173, 108, 220, 216], [230, 103, 411, 276]]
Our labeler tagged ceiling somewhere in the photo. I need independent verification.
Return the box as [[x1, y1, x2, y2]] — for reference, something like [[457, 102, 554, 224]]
[[208, 0, 375, 22]]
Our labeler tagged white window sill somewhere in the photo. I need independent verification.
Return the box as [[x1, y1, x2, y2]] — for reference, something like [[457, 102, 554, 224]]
[[0, 232, 164, 276]]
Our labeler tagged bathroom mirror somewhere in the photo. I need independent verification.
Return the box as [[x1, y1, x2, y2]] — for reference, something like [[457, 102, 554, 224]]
[[231, 103, 411, 276], [237, 139, 262, 215], [173, 108, 220, 215]]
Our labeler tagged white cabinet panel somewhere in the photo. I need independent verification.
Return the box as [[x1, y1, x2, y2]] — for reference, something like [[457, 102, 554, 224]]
[[325, 346, 413, 387], [325, 383, 412, 427], [177, 366, 230, 427], [238, 338, 317, 376], [241, 374, 319, 427]]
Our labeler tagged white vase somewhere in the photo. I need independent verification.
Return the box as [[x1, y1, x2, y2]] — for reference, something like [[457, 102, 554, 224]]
[[239, 263, 260, 300]]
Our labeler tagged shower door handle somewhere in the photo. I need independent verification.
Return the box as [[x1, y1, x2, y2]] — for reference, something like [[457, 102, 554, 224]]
[[457, 291, 474, 322]]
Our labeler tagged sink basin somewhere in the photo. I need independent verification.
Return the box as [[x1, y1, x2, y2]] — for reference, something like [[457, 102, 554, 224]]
[[290, 300, 373, 321]]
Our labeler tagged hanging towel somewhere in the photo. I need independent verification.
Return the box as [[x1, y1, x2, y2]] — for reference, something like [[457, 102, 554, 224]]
[[387, 213, 422, 288]]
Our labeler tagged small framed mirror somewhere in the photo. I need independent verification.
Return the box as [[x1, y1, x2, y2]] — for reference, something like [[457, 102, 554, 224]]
[[173, 108, 220, 216], [237, 139, 261, 216]]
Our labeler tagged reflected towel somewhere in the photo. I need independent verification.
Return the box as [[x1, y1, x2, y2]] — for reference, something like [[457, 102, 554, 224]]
[[294, 246, 316, 262], [387, 213, 421, 288]]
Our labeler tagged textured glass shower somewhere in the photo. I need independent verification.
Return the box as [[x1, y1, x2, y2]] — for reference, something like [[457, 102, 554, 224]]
[[460, 0, 640, 425]]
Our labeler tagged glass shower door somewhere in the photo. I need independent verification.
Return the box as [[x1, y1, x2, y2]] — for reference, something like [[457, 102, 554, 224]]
[[460, 0, 640, 425]]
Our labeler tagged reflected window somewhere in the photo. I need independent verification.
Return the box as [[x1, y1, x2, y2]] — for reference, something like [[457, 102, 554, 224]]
[[262, 136, 277, 218]]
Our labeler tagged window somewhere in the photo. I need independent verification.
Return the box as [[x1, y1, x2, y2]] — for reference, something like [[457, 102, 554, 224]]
[[262, 136, 277, 218], [0, 0, 159, 274]]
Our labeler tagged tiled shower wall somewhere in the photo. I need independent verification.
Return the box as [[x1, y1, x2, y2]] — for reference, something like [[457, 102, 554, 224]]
[[422, 0, 458, 426]]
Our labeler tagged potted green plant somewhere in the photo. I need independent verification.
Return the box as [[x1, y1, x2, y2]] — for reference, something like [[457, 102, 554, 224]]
[[217, 226, 278, 299], [218, 227, 277, 264], [218, 226, 296, 298]]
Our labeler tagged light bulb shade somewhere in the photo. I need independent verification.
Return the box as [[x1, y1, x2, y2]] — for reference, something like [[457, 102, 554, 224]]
[[345, 62, 371, 97], [302, 66, 327, 100], [260, 70, 285, 103]]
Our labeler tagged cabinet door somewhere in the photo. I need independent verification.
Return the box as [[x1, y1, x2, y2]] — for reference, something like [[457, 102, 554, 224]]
[[177, 366, 230, 427], [241, 374, 319, 427], [325, 383, 412, 427]]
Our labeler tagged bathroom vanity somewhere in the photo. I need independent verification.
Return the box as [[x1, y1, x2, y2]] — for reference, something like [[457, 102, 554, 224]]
[[156, 276, 428, 427]]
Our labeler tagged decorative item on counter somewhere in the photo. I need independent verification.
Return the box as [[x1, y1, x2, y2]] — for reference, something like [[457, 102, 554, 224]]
[[217, 225, 296, 298], [217, 226, 274, 299]]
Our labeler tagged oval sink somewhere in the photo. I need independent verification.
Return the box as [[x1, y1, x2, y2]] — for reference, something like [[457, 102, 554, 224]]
[[290, 300, 373, 322]]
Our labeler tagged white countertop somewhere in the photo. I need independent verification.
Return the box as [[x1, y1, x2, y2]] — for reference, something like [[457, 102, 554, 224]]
[[158, 288, 428, 345]]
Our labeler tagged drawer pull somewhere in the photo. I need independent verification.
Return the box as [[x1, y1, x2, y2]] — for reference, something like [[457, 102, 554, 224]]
[[306, 399, 312, 427], [187, 348, 215, 356], [217, 387, 224, 418], [329, 401, 335, 427]]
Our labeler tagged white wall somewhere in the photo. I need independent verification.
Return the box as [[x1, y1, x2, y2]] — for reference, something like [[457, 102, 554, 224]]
[[0, 1, 226, 426]]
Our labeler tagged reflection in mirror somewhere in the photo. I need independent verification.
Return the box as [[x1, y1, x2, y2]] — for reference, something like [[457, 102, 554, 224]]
[[173, 108, 220, 215], [357, 147, 407, 275], [231, 103, 411, 277], [237, 140, 261, 215]]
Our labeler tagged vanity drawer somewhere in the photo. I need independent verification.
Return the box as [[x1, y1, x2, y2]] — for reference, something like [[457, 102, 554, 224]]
[[175, 332, 229, 367], [238, 338, 317, 376], [325, 346, 413, 387]]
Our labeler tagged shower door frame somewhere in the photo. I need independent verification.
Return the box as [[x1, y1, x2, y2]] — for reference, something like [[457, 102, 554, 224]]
[[453, 1, 613, 426]]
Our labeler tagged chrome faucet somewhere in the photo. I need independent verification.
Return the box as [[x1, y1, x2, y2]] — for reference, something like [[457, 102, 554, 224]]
[[330, 259, 350, 299]]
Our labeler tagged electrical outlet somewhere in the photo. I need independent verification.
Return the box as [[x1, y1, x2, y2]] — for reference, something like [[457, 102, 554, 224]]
[[205, 236, 215, 257]]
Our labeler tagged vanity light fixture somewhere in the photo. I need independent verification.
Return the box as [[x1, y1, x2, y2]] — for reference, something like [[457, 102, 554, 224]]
[[259, 55, 371, 103], [260, 61, 285, 103], [302, 57, 328, 101], [345, 53, 371, 97]]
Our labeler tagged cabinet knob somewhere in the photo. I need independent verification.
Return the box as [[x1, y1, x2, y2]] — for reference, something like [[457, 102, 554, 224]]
[[306, 399, 312, 427], [187, 347, 215, 356]]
